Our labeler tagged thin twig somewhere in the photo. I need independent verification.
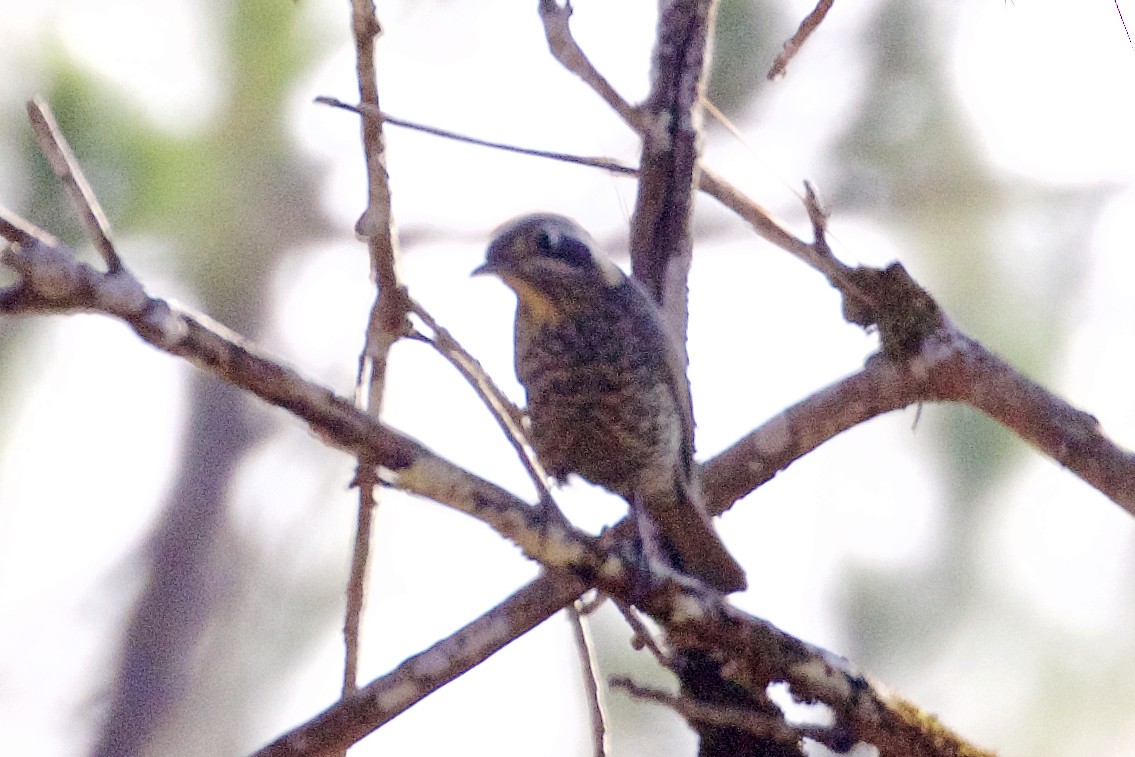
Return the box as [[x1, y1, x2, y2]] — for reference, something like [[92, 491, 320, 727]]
[[568, 603, 608, 757], [351, 77, 809, 283], [340, 0, 407, 709], [610, 677, 803, 742], [342, 469, 376, 700], [1116, 0, 1134, 50], [322, 80, 821, 304], [316, 96, 637, 177], [537, 0, 642, 127], [25, 98, 122, 273], [576, 590, 607, 616], [612, 599, 668, 665], [0, 208, 60, 248], [768, 0, 835, 79], [406, 300, 564, 519]]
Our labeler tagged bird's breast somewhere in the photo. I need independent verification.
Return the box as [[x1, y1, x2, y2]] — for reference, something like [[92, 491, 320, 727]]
[[514, 302, 683, 502]]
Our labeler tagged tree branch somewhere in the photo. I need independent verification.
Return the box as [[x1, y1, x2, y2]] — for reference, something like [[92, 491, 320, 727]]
[[4, 6, 1131, 755], [25, 97, 123, 273], [341, 0, 406, 708], [767, 0, 835, 80], [0, 219, 606, 571], [0, 208, 1001, 757], [534, 6, 1135, 512], [628, 0, 716, 334]]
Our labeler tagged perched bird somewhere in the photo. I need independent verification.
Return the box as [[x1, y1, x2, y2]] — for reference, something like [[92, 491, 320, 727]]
[[474, 213, 746, 593]]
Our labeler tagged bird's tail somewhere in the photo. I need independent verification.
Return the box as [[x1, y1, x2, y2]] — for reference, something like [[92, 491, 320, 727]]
[[648, 487, 747, 593]]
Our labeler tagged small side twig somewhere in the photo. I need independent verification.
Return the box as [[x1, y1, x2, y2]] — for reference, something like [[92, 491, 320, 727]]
[[610, 677, 803, 742], [612, 599, 669, 666], [316, 97, 637, 177], [406, 299, 567, 522], [25, 97, 122, 273], [767, 0, 835, 80], [537, 0, 641, 128], [1115, 0, 1134, 50]]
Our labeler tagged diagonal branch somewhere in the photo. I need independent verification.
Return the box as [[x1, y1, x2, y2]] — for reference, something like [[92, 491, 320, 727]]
[[0, 219, 606, 573], [406, 299, 561, 517], [250, 515, 998, 757], [4, 8, 1131, 755], [535, 3, 1135, 513], [243, 365, 919, 757], [25, 97, 123, 273], [1, 207, 999, 757], [249, 574, 588, 757], [767, 0, 835, 80], [699, 358, 919, 514]]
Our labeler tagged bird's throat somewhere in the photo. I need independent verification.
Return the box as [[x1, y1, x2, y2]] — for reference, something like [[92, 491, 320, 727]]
[[504, 275, 562, 326]]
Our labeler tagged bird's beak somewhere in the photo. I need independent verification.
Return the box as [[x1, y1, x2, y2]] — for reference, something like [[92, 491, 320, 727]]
[[471, 260, 497, 277], [473, 245, 514, 277]]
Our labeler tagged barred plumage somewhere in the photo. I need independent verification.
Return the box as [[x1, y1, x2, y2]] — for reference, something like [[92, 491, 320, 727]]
[[474, 214, 746, 593]]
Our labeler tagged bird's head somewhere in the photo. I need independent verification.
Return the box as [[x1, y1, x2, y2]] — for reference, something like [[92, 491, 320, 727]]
[[473, 214, 625, 322]]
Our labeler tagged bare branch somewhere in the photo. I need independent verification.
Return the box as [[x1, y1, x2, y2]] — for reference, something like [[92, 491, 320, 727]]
[[316, 97, 638, 176], [653, 596, 996, 757], [628, 0, 716, 316], [609, 677, 803, 744], [341, 0, 407, 704], [767, 0, 835, 80], [406, 299, 567, 522], [568, 604, 609, 757], [929, 329, 1135, 511], [250, 529, 996, 757], [696, 290, 1135, 514], [25, 98, 122, 273], [699, 359, 919, 514], [250, 574, 584, 757], [0, 228, 622, 577], [537, 1, 642, 128]]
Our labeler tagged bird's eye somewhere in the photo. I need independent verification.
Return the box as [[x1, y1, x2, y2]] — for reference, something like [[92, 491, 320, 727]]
[[537, 229, 593, 269], [535, 229, 553, 251]]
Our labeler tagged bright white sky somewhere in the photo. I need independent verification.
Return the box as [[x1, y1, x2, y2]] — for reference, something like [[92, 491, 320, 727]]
[[1, 1, 1134, 756]]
